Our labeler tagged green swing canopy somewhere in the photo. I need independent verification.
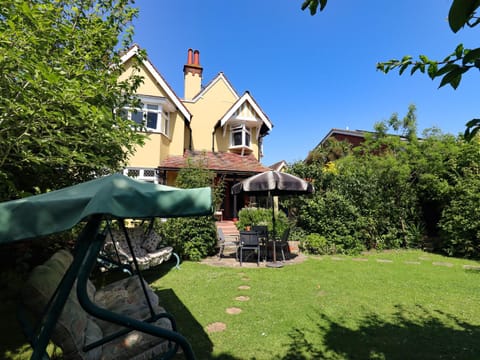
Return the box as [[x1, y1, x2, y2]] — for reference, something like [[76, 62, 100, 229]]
[[0, 173, 213, 244]]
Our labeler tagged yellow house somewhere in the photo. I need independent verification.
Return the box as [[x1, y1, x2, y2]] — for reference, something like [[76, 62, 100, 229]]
[[119, 45, 273, 219]]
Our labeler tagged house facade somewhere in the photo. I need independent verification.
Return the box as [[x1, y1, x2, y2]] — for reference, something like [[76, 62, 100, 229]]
[[119, 46, 273, 219]]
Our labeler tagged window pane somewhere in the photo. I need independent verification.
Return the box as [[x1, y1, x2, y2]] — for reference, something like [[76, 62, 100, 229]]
[[245, 131, 250, 146], [233, 131, 242, 146], [147, 104, 158, 111], [162, 111, 169, 135], [146, 112, 158, 129], [131, 110, 143, 125]]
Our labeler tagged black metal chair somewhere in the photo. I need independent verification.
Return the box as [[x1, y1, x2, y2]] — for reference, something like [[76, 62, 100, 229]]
[[277, 228, 291, 261], [238, 231, 261, 266], [252, 225, 268, 261]]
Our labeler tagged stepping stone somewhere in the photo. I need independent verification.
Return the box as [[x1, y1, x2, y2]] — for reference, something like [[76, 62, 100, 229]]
[[463, 265, 480, 271], [206, 322, 227, 333], [241, 277, 250, 281], [418, 257, 430, 261], [331, 257, 345, 261], [352, 258, 368, 262], [404, 261, 421, 265], [226, 307, 242, 315], [376, 259, 393, 263], [432, 262, 453, 267], [235, 296, 250, 302], [238, 285, 251, 290]]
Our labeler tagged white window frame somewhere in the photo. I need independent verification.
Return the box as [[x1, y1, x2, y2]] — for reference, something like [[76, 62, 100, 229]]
[[122, 96, 172, 136], [230, 124, 251, 148]]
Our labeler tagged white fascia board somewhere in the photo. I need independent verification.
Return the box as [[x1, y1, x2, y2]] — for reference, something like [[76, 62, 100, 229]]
[[220, 92, 272, 130], [190, 73, 239, 103], [120, 45, 191, 123]]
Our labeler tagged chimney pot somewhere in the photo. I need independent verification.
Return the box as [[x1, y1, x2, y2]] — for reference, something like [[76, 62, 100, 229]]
[[187, 48, 193, 64], [193, 50, 200, 65]]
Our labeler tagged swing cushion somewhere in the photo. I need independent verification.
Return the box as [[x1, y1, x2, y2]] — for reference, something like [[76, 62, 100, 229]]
[[104, 228, 173, 270], [141, 231, 162, 252], [22, 249, 174, 360]]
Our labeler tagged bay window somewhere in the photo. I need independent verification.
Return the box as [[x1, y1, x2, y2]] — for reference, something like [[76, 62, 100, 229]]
[[230, 124, 251, 148], [121, 96, 172, 136]]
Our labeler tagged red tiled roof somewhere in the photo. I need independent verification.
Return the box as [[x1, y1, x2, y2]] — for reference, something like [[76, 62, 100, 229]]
[[159, 150, 270, 174]]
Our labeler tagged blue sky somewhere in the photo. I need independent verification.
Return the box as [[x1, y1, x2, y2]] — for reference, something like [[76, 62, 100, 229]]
[[131, 0, 478, 166]]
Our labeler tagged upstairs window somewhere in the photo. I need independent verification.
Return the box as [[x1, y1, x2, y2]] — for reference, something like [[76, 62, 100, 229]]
[[121, 97, 171, 136], [230, 124, 251, 148]]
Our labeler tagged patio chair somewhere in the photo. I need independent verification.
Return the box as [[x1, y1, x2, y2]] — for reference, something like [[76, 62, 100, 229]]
[[277, 228, 291, 261], [252, 225, 268, 261], [217, 227, 239, 259], [238, 231, 261, 266]]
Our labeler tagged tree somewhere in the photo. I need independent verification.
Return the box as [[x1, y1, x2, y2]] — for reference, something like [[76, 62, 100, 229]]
[[301, 0, 480, 140], [0, 0, 145, 200]]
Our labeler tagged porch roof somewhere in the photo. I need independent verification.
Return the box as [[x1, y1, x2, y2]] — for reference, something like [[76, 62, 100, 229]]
[[159, 150, 271, 175]]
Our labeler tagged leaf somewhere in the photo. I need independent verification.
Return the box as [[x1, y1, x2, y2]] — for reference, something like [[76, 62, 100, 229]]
[[427, 62, 438, 79], [464, 119, 480, 141], [462, 47, 480, 64], [399, 62, 411, 75], [449, 0, 480, 32], [438, 67, 467, 89], [455, 44, 464, 58], [436, 63, 459, 76], [449, 0, 472, 32]]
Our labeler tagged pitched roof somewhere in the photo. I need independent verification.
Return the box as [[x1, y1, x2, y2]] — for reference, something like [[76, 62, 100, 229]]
[[217, 91, 273, 133], [120, 44, 192, 122], [186, 72, 239, 103], [159, 150, 271, 174]]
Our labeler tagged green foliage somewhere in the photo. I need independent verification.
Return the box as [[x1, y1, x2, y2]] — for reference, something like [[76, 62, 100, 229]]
[[290, 106, 480, 258], [158, 217, 217, 261], [299, 233, 337, 255], [175, 155, 224, 209], [439, 172, 480, 259], [0, 0, 145, 200], [236, 207, 288, 237], [171, 156, 223, 260]]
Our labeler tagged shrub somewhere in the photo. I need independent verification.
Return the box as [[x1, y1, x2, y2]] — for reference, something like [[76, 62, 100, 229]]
[[300, 233, 336, 255], [236, 207, 288, 237], [158, 217, 217, 261], [438, 173, 480, 259]]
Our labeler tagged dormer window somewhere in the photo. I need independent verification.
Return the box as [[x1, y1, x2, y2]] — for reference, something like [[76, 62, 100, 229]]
[[121, 96, 172, 136], [231, 124, 251, 148]]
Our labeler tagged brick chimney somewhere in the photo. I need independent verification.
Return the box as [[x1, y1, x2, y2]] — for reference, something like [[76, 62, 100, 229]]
[[183, 49, 203, 100]]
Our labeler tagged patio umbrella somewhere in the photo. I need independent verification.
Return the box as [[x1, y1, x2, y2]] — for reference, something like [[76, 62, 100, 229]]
[[0, 173, 213, 244], [231, 170, 313, 267]]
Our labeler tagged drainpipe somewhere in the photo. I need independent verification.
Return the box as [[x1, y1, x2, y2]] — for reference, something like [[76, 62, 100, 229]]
[[212, 130, 215, 152]]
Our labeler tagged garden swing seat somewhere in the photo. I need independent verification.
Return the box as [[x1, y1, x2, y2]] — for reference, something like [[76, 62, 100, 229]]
[[0, 174, 213, 360]]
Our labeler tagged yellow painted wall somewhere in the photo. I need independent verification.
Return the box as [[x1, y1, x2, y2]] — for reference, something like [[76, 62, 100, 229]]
[[185, 77, 237, 151], [185, 77, 261, 159], [121, 59, 188, 166]]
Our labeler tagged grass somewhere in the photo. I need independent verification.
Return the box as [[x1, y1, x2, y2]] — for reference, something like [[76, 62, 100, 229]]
[[2, 250, 480, 359]]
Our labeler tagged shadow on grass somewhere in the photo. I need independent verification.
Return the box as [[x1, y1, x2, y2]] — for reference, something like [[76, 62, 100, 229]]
[[144, 262, 242, 360], [278, 305, 480, 360]]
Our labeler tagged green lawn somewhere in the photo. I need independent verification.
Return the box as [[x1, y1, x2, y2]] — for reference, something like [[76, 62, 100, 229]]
[[3, 250, 480, 359]]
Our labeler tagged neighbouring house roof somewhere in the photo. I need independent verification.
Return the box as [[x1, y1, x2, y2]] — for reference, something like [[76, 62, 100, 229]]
[[269, 160, 287, 172], [316, 128, 369, 148], [159, 150, 271, 175], [120, 44, 192, 122]]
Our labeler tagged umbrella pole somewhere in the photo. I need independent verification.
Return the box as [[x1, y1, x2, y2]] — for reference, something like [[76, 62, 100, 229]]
[[267, 192, 283, 268]]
